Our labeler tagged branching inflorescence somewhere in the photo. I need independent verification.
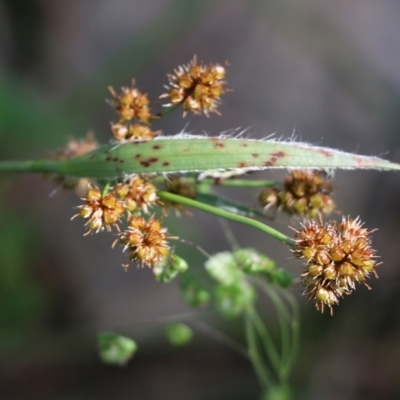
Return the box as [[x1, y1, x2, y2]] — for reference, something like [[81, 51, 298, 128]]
[[42, 56, 382, 316], [2, 55, 393, 397]]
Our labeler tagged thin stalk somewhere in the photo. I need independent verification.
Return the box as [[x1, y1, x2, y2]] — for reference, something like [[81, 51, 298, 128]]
[[157, 191, 295, 247], [280, 290, 300, 374], [198, 179, 280, 188], [102, 182, 112, 197], [192, 320, 249, 359], [260, 284, 292, 380], [155, 176, 280, 188], [256, 279, 300, 378], [150, 104, 180, 122], [245, 309, 275, 389], [218, 218, 240, 251], [247, 306, 281, 374]]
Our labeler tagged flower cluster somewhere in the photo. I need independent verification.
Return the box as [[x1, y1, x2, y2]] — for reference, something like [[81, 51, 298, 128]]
[[109, 80, 151, 123], [163, 176, 197, 212], [259, 170, 335, 218], [117, 215, 172, 268], [72, 56, 228, 268], [108, 80, 159, 142], [292, 217, 378, 313], [74, 177, 173, 268], [76, 185, 125, 234], [47, 132, 98, 192], [114, 176, 158, 213], [160, 55, 227, 116]]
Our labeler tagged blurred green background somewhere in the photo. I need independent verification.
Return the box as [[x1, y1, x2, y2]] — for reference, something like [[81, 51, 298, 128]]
[[1, 1, 400, 399]]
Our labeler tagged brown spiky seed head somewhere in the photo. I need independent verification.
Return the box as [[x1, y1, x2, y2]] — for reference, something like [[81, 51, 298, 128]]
[[48, 132, 98, 192], [160, 55, 227, 116], [163, 176, 197, 212], [110, 122, 160, 142], [259, 170, 335, 218], [292, 217, 378, 314], [109, 80, 151, 123], [118, 215, 172, 268], [76, 185, 125, 234], [114, 176, 157, 213]]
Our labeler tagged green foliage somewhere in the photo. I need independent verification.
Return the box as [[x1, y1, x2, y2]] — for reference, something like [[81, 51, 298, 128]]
[[215, 282, 256, 318], [97, 332, 137, 365], [165, 323, 193, 346], [179, 273, 211, 307], [153, 254, 188, 283]]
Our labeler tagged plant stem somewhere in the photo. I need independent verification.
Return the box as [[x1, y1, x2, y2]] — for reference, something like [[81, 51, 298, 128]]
[[247, 305, 281, 374], [151, 104, 180, 122], [155, 176, 279, 188], [255, 279, 300, 379], [157, 191, 295, 246], [260, 284, 291, 380], [0, 160, 62, 174], [245, 309, 274, 389]]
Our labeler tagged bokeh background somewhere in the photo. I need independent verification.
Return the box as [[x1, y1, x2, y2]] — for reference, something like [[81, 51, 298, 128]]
[[1, 1, 400, 399]]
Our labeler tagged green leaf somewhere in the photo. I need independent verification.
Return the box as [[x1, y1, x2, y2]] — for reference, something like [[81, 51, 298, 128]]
[[3, 136, 399, 177], [56, 136, 400, 177]]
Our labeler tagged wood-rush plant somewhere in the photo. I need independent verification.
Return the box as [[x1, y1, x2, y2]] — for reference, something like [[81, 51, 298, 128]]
[[1, 56, 399, 399]]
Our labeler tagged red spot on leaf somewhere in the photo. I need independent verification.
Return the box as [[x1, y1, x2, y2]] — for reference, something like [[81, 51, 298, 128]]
[[140, 157, 159, 168], [318, 149, 333, 157], [271, 151, 285, 158]]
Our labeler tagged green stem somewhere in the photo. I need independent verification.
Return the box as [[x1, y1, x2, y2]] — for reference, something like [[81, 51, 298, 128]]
[[0, 160, 62, 174], [151, 104, 181, 122], [260, 284, 291, 380], [247, 306, 281, 374], [157, 191, 295, 247], [256, 279, 300, 379], [245, 309, 274, 389], [102, 182, 112, 197], [281, 290, 300, 374], [197, 179, 280, 188], [155, 176, 279, 188]]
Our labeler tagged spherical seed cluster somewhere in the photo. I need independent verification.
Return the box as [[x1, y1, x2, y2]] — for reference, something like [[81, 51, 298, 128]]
[[259, 170, 335, 218], [76, 186, 125, 234], [110, 122, 159, 142], [109, 80, 151, 123], [53, 132, 98, 160], [75, 180, 175, 268], [117, 215, 172, 268], [48, 132, 98, 192], [108, 80, 159, 142], [164, 176, 197, 212], [67, 57, 231, 270], [292, 217, 378, 313], [114, 176, 158, 213], [160, 55, 227, 116]]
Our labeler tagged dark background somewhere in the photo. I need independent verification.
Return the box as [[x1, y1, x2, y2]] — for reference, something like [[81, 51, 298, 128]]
[[1, 1, 400, 399]]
